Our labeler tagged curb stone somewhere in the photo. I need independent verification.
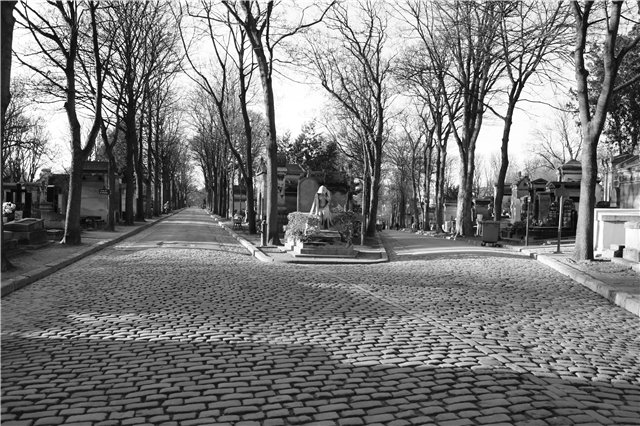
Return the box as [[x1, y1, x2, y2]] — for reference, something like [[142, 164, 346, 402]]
[[215, 218, 274, 263], [508, 245, 640, 318], [1, 213, 178, 298]]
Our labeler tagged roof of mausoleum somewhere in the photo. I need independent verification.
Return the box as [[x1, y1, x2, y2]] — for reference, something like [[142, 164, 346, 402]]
[[558, 159, 581, 171]]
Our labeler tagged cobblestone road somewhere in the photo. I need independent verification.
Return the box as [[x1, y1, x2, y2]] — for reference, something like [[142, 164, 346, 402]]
[[2, 209, 639, 425]]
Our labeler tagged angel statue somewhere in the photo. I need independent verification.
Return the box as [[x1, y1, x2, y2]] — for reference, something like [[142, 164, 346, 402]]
[[309, 185, 332, 229]]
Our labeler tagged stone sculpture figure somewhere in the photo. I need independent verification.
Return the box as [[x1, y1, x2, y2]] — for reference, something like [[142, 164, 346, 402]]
[[310, 185, 332, 229]]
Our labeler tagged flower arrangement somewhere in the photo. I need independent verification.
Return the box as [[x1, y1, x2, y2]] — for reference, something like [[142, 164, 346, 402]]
[[2, 202, 16, 222], [3, 202, 16, 215]]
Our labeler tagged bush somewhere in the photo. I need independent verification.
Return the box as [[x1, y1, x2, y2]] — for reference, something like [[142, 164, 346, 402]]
[[330, 209, 359, 245], [510, 220, 526, 236], [285, 212, 320, 243], [285, 209, 360, 245]]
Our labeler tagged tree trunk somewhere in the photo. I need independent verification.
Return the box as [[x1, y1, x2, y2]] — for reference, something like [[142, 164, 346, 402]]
[[145, 95, 153, 218], [1, 1, 17, 272], [1, 2, 15, 117], [456, 149, 476, 237], [254, 50, 280, 245], [162, 155, 171, 212], [107, 158, 117, 230], [64, 153, 84, 245], [135, 106, 145, 222], [124, 106, 136, 225], [153, 117, 161, 216], [571, 2, 632, 261], [494, 104, 515, 221], [574, 129, 598, 260], [434, 146, 443, 232], [423, 146, 432, 231]]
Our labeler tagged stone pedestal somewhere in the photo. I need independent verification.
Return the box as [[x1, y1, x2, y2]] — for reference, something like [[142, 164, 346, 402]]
[[623, 221, 640, 262], [4, 218, 47, 245], [594, 208, 640, 254], [291, 230, 356, 258]]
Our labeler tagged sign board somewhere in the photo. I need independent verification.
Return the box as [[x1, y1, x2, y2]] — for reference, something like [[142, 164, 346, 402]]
[[98, 188, 110, 195]]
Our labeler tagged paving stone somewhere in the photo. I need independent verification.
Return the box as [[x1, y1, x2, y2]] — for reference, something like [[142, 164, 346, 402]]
[[2, 211, 640, 426]]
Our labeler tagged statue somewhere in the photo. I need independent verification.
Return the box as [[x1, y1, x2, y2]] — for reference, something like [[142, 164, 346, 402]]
[[309, 185, 332, 229]]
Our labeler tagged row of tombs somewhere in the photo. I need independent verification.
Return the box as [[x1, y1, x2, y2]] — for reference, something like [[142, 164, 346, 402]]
[[3, 155, 639, 260]]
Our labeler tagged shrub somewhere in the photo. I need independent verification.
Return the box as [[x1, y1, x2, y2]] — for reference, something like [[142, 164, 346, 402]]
[[330, 209, 359, 245], [285, 209, 360, 245], [285, 212, 320, 243], [510, 220, 526, 235]]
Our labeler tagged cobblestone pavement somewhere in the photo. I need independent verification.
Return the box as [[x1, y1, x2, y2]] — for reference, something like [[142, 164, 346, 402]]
[[2, 209, 640, 425]]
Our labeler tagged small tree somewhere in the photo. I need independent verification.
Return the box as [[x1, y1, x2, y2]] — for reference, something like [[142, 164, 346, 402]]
[[283, 121, 340, 173]]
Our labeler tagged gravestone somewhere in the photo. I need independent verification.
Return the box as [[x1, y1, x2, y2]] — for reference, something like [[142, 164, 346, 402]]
[[297, 177, 320, 212], [537, 193, 551, 223], [562, 198, 574, 228]]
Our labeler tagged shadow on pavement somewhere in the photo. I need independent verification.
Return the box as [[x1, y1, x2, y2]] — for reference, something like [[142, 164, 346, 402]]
[[3, 323, 639, 425]]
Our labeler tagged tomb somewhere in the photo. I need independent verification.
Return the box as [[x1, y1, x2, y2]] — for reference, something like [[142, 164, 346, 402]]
[[283, 182, 358, 258], [4, 218, 48, 246]]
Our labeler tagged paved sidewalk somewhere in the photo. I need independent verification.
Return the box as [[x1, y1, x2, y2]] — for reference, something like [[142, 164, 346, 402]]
[[507, 242, 640, 317], [1, 214, 173, 298], [406, 229, 640, 318]]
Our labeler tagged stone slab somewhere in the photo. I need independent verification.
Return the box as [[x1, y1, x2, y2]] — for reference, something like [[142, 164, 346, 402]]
[[623, 247, 640, 262], [4, 218, 44, 232]]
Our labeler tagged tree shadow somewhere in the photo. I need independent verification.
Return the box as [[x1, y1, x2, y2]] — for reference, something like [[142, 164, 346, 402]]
[[3, 328, 639, 425], [2, 243, 639, 425]]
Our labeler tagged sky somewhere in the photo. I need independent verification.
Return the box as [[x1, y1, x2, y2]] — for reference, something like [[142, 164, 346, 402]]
[[11, 1, 575, 183]]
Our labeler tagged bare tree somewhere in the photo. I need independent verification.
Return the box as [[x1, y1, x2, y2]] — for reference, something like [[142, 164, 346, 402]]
[[178, 2, 263, 232], [395, 2, 460, 232], [491, 1, 570, 221], [572, 1, 640, 261], [2, 79, 53, 182], [223, 0, 334, 245], [385, 128, 414, 229], [398, 114, 431, 230], [302, 0, 391, 237], [104, 1, 179, 224], [16, 1, 107, 245], [530, 106, 583, 171], [401, 1, 504, 236]]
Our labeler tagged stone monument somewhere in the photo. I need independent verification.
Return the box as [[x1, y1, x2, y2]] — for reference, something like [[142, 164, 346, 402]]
[[309, 185, 333, 229], [285, 185, 356, 258]]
